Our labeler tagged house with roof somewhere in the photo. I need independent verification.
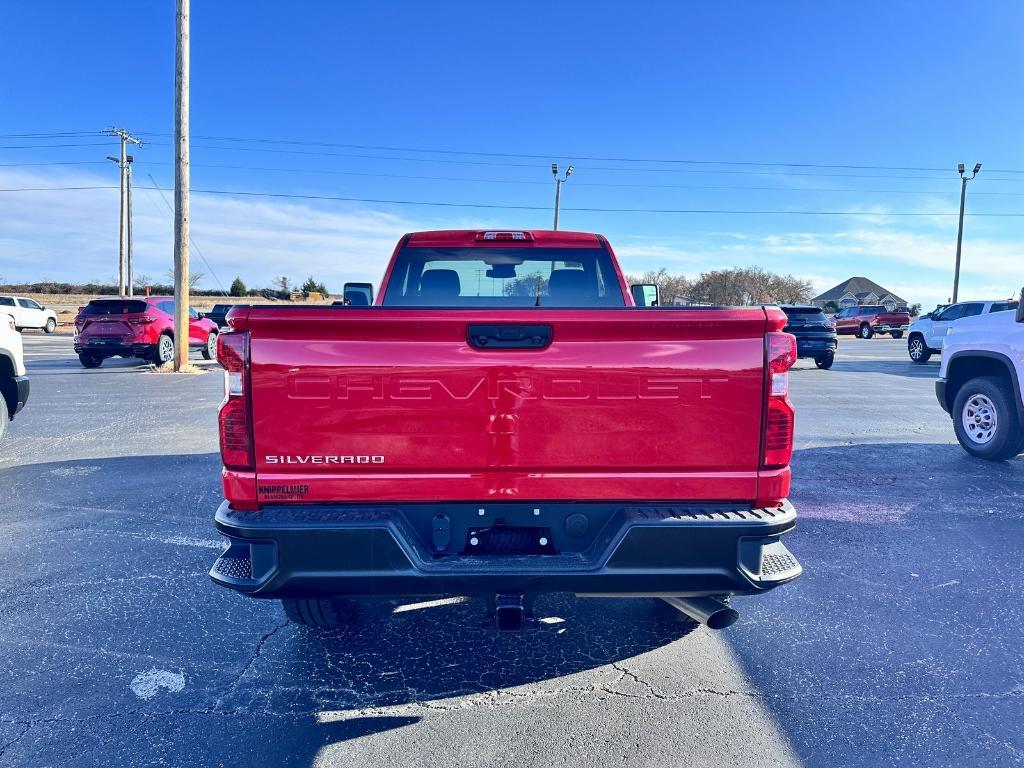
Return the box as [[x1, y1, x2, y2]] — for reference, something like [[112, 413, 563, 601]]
[[812, 277, 908, 312]]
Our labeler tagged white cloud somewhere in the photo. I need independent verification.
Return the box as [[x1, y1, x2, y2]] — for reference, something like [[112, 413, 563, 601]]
[[0, 168, 437, 290], [1, 167, 1020, 309]]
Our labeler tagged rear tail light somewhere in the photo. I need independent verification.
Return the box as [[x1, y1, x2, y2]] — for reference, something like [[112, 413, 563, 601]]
[[217, 332, 253, 471], [129, 315, 155, 325], [761, 332, 797, 470]]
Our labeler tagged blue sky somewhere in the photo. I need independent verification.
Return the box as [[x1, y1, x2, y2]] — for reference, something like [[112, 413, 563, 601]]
[[2, 1, 1022, 306]]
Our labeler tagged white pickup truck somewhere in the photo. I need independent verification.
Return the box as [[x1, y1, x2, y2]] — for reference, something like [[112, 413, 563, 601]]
[[908, 299, 1018, 363], [935, 293, 1024, 460], [0, 309, 30, 440]]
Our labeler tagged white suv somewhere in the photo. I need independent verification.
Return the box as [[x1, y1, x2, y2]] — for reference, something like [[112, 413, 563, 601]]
[[0, 296, 58, 333], [0, 309, 30, 440], [907, 299, 1018, 363], [935, 293, 1024, 460]]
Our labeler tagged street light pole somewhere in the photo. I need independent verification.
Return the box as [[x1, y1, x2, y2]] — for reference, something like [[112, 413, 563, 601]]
[[551, 163, 574, 230], [952, 162, 981, 304]]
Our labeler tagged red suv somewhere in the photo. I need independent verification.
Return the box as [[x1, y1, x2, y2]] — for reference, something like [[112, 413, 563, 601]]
[[74, 296, 218, 368]]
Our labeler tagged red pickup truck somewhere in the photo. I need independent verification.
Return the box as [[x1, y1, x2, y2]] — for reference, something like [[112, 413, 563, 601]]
[[209, 230, 802, 631], [832, 304, 911, 339]]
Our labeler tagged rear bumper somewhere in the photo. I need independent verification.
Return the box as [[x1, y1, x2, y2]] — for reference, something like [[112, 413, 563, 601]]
[[74, 339, 154, 357], [8, 375, 29, 416], [935, 378, 949, 414], [210, 499, 802, 599], [874, 324, 909, 334], [794, 335, 837, 358]]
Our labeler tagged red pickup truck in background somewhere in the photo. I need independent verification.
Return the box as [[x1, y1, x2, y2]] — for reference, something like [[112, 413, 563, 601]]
[[209, 230, 802, 631], [832, 304, 911, 339]]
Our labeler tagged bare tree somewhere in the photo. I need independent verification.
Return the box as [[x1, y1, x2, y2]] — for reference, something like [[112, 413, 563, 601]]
[[691, 267, 812, 305], [624, 268, 692, 304], [165, 267, 204, 289]]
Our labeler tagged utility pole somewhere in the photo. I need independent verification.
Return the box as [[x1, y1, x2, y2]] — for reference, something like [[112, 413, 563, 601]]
[[174, 0, 190, 371], [127, 160, 134, 296], [952, 162, 981, 304], [103, 128, 142, 296], [551, 163, 574, 230]]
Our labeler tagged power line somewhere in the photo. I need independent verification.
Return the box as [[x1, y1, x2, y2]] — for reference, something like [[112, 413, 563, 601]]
[[136, 131, 1024, 175], [6, 127, 1024, 175], [139, 141, 977, 179], [0, 161, 110, 167], [4, 183, 1020, 216], [0, 142, 113, 150], [137, 161, 1024, 195], [0, 131, 102, 139], [8, 157, 1024, 196], [132, 142, 1024, 181], [0, 185, 119, 191]]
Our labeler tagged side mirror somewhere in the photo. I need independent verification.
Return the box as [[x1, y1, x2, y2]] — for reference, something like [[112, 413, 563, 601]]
[[630, 284, 659, 307], [1016, 287, 1024, 323], [343, 282, 374, 306]]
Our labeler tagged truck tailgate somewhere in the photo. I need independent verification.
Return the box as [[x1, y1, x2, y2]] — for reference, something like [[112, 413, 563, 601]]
[[240, 308, 770, 504]]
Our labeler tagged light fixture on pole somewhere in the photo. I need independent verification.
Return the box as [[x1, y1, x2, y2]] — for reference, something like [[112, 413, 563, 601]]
[[551, 163, 574, 231], [952, 162, 981, 304]]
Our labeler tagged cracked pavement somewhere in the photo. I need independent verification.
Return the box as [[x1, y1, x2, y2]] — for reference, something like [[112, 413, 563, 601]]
[[1, 334, 1022, 766]]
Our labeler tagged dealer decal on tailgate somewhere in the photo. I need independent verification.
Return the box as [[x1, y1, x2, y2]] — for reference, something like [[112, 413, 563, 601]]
[[257, 484, 310, 501]]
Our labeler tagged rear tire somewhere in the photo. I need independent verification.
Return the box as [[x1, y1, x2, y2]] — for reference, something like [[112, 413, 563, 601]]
[[282, 598, 358, 627], [78, 352, 103, 369], [202, 331, 217, 360], [815, 351, 834, 369], [951, 376, 1024, 460], [891, 330, 903, 339], [908, 334, 932, 364], [859, 323, 873, 339], [153, 333, 174, 364], [44, 318, 56, 334]]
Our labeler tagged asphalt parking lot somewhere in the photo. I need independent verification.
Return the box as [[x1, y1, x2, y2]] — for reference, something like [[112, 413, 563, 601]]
[[1, 332, 1022, 767]]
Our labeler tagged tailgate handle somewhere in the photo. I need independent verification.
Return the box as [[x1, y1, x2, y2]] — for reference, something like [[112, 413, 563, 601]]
[[467, 324, 553, 350]]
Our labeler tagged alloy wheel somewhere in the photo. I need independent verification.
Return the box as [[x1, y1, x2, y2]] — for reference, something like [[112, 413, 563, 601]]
[[159, 335, 174, 363]]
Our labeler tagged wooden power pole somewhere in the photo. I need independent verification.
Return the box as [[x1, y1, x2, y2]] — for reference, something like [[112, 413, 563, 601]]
[[103, 128, 142, 296], [173, 0, 190, 370]]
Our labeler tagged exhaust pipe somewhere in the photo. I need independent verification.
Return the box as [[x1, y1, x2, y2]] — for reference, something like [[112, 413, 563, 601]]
[[661, 596, 739, 630]]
